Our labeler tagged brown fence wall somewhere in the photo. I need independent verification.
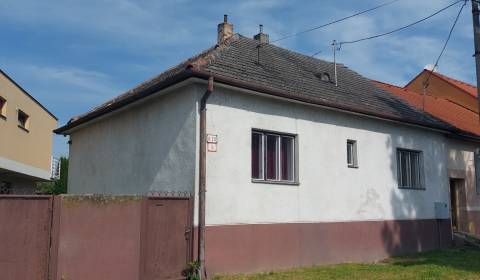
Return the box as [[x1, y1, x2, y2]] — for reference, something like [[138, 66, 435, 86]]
[[53, 196, 144, 280], [0, 195, 193, 280], [0, 196, 53, 280]]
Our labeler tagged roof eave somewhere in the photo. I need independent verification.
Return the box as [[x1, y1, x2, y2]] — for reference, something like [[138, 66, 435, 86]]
[[56, 67, 455, 135], [447, 131, 480, 143], [54, 68, 194, 134]]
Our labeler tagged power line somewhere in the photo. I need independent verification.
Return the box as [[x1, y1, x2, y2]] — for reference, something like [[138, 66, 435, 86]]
[[311, 50, 323, 57], [338, 0, 462, 46], [424, 1, 467, 88], [270, 0, 401, 43]]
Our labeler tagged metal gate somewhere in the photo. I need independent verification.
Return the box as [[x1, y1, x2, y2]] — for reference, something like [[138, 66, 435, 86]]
[[0, 195, 53, 280], [141, 197, 193, 280]]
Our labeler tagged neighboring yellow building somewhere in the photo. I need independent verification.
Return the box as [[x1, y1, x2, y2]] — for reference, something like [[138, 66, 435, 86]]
[[0, 69, 57, 194]]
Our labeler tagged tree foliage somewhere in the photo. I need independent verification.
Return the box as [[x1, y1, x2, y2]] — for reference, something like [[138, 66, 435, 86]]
[[37, 157, 68, 194]]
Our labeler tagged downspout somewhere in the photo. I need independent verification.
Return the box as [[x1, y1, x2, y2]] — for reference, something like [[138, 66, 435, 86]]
[[198, 76, 213, 279]]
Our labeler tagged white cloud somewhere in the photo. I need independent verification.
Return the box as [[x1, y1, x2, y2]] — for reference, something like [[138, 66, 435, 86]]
[[22, 65, 114, 95], [5, 63, 120, 103]]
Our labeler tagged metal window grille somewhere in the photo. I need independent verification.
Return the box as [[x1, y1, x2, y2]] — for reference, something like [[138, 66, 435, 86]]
[[397, 149, 423, 189]]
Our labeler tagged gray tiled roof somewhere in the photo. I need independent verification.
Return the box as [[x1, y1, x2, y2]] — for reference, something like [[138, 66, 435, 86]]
[[56, 34, 456, 133], [201, 35, 453, 130]]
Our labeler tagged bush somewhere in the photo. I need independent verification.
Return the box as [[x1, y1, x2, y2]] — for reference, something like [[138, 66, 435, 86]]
[[37, 157, 68, 194]]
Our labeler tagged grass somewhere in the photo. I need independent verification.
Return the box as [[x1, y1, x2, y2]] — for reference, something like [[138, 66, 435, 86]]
[[213, 247, 480, 280]]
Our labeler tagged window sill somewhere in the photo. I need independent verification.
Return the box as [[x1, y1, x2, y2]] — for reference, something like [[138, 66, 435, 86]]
[[18, 125, 29, 133], [398, 186, 425, 191], [252, 179, 299, 186], [0, 114, 5, 121]]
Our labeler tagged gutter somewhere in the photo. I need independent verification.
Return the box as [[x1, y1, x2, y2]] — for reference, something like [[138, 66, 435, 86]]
[[447, 132, 480, 143], [198, 76, 213, 279]]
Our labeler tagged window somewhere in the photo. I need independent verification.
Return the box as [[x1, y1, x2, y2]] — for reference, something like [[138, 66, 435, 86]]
[[0, 182, 11, 194], [397, 149, 423, 189], [17, 109, 29, 130], [347, 140, 358, 168], [315, 72, 332, 83], [475, 148, 480, 194], [0, 96, 6, 119], [252, 130, 296, 183]]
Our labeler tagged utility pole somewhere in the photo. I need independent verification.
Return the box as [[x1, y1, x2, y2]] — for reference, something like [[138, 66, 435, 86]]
[[472, 0, 480, 120]]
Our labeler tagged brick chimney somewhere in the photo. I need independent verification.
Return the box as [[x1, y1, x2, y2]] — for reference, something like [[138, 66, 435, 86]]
[[254, 24, 269, 44], [217, 15, 233, 43]]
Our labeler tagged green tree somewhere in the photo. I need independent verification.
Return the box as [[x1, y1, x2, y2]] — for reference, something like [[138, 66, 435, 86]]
[[37, 157, 68, 194]]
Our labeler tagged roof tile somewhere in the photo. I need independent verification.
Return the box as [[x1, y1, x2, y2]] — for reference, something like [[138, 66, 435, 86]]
[[374, 80, 480, 137]]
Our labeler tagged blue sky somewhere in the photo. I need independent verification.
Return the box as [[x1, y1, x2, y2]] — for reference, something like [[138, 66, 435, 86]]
[[0, 0, 475, 157]]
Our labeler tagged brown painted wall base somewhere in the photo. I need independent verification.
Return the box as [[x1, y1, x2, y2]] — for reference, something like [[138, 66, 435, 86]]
[[461, 210, 480, 237], [205, 219, 452, 276]]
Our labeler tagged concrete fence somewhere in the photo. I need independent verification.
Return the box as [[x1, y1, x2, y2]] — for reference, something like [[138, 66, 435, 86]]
[[0, 195, 193, 280]]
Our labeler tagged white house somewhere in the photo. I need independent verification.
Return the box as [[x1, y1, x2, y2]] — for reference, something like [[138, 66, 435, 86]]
[[55, 17, 480, 276], [375, 80, 480, 242]]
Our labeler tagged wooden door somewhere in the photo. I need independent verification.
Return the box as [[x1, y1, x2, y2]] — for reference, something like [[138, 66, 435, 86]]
[[450, 180, 459, 231]]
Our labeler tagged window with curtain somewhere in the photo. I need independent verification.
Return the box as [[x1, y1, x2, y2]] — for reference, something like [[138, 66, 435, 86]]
[[252, 130, 296, 183]]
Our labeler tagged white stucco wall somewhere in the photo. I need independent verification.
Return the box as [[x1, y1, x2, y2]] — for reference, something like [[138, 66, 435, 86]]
[[67, 79, 467, 226], [447, 139, 476, 172], [68, 82, 200, 194], [204, 86, 451, 226], [447, 138, 480, 209]]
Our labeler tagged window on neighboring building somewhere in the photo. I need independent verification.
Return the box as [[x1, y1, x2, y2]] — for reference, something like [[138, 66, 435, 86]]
[[252, 130, 296, 183], [475, 148, 480, 194], [347, 140, 358, 168], [397, 149, 423, 189], [0, 182, 12, 194], [0, 96, 6, 118], [17, 109, 29, 130]]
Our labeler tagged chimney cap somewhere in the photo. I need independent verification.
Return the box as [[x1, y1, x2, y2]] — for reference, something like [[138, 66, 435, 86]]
[[218, 15, 234, 43], [254, 24, 269, 44]]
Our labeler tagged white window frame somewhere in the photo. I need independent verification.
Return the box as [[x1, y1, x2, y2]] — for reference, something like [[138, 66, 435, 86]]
[[397, 148, 424, 190], [347, 139, 358, 168], [252, 130, 297, 184], [252, 131, 265, 180]]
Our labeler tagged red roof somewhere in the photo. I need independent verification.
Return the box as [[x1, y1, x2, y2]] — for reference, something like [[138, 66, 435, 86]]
[[374, 80, 480, 136], [429, 70, 477, 98]]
